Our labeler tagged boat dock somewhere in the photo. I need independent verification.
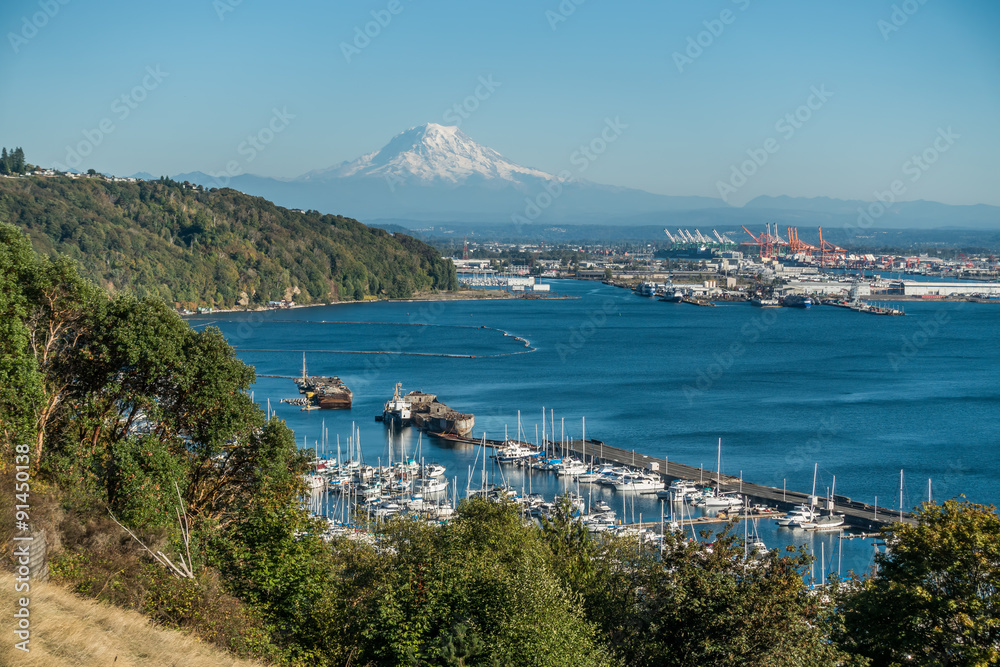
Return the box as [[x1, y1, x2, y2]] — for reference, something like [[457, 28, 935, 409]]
[[564, 439, 915, 529], [433, 432, 915, 529]]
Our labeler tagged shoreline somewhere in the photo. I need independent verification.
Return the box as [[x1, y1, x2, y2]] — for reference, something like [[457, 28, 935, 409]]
[[180, 288, 559, 316]]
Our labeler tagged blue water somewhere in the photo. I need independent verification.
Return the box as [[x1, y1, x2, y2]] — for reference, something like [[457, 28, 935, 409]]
[[188, 279, 1000, 579]]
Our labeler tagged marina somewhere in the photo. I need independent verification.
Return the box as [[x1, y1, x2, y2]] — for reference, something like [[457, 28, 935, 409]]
[[422, 432, 911, 530], [193, 278, 999, 575]]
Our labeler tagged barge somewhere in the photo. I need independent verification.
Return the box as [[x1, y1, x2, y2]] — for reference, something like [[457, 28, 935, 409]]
[[376, 384, 475, 436], [293, 354, 352, 409]]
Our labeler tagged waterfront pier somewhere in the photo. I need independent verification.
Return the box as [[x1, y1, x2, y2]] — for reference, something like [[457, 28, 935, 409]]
[[561, 438, 916, 529], [434, 432, 916, 530]]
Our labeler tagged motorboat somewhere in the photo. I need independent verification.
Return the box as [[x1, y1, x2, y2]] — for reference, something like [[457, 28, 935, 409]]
[[776, 504, 819, 527]]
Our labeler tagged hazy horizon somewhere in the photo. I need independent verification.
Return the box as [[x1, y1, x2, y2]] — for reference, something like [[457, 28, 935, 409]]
[[2, 0, 998, 207]]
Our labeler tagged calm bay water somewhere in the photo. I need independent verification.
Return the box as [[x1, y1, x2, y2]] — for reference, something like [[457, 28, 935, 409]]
[[188, 279, 1000, 578]]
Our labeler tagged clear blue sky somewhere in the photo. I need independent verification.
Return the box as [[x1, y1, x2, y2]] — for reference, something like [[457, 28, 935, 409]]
[[2, 0, 998, 206]]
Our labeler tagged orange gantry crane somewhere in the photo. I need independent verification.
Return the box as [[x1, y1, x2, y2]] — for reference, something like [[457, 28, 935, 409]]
[[786, 227, 818, 256], [817, 227, 847, 267]]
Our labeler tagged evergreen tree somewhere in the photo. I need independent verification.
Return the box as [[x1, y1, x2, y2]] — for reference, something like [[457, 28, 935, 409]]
[[0, 147, 8, 175], [13, 147, 25, 173]]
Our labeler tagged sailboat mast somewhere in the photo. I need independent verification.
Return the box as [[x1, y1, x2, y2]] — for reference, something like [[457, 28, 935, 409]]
[[550, 409, 555, 454], [811, 463, 818, 504], [899, 469, 904, 521], [716, 437, 722, 488]]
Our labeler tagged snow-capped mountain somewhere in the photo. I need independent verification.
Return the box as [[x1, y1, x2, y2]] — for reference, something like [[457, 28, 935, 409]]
[[299, 123, 556, 186], [173, 124, 723, 224], [170, 124, 1000, 229]]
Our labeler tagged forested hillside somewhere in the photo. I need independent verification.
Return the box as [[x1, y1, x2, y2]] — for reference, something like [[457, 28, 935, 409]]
[[0, 175, 457, 308]]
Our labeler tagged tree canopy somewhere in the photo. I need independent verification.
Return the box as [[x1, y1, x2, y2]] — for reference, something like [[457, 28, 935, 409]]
[[0, 175, 457, 309], [836, 499, 1000, 665]]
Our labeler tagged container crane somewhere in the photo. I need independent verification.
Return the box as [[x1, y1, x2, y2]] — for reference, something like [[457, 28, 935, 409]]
[[817, 227, 847, 267]]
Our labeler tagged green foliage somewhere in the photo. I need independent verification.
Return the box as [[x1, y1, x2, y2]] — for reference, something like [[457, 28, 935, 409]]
[[0, 224, 43, 450], [315, 499, 613, 666], [836, 499, 1000, 665], [0, 175, 456, 308], [107, 435, 188, 531], [208, 502, 334, 664], [580, 526, 850, 666], [0, 146, 26, 175], [0, 226, 311, 660], [540, 494, 600, 593]]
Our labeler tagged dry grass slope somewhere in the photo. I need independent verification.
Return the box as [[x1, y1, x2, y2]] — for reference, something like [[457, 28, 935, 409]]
[[0, 573, 266, 667]]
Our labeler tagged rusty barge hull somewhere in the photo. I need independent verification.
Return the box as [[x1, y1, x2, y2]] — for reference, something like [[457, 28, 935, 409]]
[[296, 375, 353, 410]]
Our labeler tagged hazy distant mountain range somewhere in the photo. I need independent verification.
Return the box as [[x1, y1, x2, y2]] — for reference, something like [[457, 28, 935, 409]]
[[160, 123, 999, 231]]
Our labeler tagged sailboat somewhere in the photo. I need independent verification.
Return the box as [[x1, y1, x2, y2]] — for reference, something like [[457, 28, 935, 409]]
[[777, 463, 820, 527], [694, 438, 742, 508], [798, 474, 846, 530]]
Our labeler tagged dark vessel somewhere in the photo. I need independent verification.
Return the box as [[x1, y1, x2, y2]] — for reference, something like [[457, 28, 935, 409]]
[[376, 384, 474, 436], [781, 294, 812, 309], [293, 354, 352, 409]]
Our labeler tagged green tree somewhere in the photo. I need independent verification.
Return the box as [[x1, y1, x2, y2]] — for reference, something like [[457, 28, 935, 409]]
[[0, 224, 44, 452], [318, 499, 612, 666], [0, 224, 100, 462], [836, 499, 1000, 665], [583, 525, 849, 666]]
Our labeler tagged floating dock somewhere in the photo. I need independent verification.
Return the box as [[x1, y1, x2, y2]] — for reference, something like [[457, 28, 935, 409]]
[[566, 439, 915, 529], [433, 433, 915, 529]]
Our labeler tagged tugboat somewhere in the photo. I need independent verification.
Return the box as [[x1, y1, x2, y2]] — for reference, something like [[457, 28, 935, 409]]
[[382, 383, 412, 428]]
